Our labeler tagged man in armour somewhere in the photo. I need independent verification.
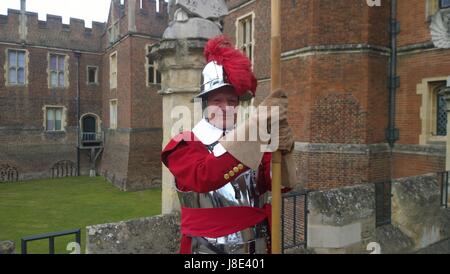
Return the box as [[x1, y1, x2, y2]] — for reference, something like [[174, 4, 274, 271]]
[[161, 36, 294, 254]]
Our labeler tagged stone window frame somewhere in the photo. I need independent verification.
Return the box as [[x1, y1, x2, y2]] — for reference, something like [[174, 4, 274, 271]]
[[145, 44, 161, 87], [43, 105, 67, 132], [418, 77, 448, 144], [235, 11, 255, 68], [5, 48, 29, 87], [47, 53, 69, 89], [109, 99, 118, 130], [110, 51, 118, 89], [86, 65, 99, 85]]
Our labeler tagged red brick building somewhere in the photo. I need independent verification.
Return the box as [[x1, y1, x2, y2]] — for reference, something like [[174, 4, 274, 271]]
[[0, 0, 167, 191], [1, 0, 449, 193], [223, 0, 449, 190]]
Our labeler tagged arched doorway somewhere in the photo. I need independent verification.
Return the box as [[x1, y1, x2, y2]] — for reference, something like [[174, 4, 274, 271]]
[[79, 113, 104, 177], [82, 115, 97, 141]]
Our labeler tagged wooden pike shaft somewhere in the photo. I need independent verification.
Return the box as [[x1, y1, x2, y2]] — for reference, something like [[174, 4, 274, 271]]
[[271, 0, 282, 254]]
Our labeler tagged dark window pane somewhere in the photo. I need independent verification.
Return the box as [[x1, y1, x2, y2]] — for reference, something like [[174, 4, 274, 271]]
[[50, 56, 57, 70], [88, 67, 97, 83], [248, 19, 253, 43], [8, 68, 16, 84], [17, 68, 25, 84], [8, 51, 16, 67], [149, 66, 155, 84], [51, 72, 58, 87], [55, 120, 62, 131], [437, 93, 447, 136], [242, 21, 246, 43], [156, 70, 161, 84], [18, 52, 25, 67], [58, 72, 65, 87], [47, 109, 55, 131], [58, 56, 65, 71]]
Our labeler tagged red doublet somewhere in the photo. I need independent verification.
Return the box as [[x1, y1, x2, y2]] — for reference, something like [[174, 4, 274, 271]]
[[161, 132, 272, 194], [161, 132, 273, 254]]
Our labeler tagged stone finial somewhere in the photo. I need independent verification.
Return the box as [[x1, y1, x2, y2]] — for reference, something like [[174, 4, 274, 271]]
[[175, 0, 228, 20], [162, 0, 227, 40]]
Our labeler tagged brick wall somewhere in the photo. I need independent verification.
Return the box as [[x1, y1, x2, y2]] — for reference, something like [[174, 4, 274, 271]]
[[397, 0, 431, 47], [0, 39, 102, 180], [0, 1, 165, 187], [223, 0, 450, 190], [394, 1, 450, 177], [100, 34, 163, 190], [397, 51, 450, 144], [393, 152, 445, 179], [232, 0, 389, 190]]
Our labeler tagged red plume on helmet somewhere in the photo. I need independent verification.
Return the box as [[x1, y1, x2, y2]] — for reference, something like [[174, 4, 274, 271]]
[[204, 35, 257, 97]]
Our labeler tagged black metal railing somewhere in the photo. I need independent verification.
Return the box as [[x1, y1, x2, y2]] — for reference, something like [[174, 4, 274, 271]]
[[0, 164, 19, 183], [81, 132, 103, 142], [375, 181, 392, 227], [51, 160, 77, 178], [439, 171, 449, 208], [281, 189, 309, 253], [21, 229, 81, 254]]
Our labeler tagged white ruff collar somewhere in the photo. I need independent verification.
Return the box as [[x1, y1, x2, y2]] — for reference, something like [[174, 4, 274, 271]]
[[192, 119, 228, 157]]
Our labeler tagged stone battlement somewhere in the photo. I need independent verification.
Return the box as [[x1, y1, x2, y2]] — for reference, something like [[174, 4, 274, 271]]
[[0, 9, 106, 52], [1, 9, 106, 34]]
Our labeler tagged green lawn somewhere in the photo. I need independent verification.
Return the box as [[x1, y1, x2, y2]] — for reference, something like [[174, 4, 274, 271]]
[[0, 176, 161, 254]]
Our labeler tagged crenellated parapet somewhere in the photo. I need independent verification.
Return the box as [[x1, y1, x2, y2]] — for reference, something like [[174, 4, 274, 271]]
[[0, 9, 106, 52]]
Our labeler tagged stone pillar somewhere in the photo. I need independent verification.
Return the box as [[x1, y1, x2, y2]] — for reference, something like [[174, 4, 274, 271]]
[[150, 0, 227, 214], [152, 40, 208, 214], [307, 184, 376, 254]]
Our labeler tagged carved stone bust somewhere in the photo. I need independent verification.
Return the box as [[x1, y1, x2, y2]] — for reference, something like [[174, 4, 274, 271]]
[[163, 0, 228, 40], [175, 0, 228, 19]]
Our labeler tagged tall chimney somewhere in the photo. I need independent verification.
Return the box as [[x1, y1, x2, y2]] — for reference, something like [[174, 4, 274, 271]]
[[20, 0, 26, 12], [19, 0, 27, 42], [128, 0, 137, 32]]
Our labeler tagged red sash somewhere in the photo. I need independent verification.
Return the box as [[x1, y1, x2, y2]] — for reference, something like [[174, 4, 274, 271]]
[[180, 204, 272, 254]]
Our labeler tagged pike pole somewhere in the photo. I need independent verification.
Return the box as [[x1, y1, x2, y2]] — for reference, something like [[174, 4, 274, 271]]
[[271, 0, 282, 254]]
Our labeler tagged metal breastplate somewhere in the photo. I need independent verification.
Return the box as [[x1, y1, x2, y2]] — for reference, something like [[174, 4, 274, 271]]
[[177, 169, 270, 254]]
